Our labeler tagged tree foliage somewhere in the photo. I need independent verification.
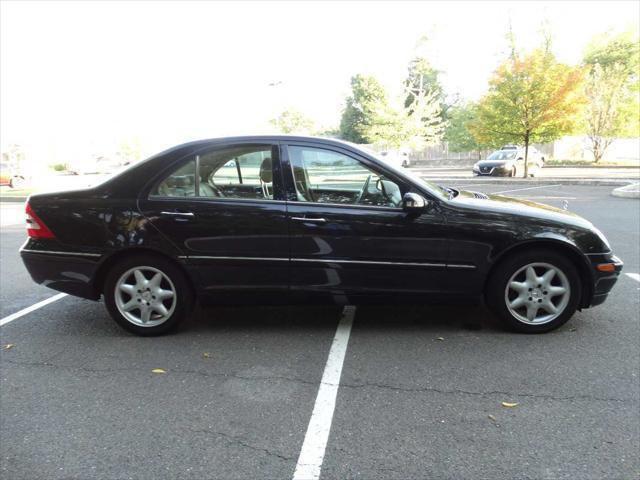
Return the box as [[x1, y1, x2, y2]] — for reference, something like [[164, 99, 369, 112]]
[[339, 75, 388, 144], [471, 47, 584, 176], [369, 88, 444, 149], [270, 109, 315, 134], [444, 102, 490, 154], [404, 57, 445, 112], [582, 30, 640, 162]]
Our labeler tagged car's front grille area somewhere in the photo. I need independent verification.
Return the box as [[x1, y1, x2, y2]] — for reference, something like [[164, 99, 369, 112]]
[[470, 191, 489, 199]]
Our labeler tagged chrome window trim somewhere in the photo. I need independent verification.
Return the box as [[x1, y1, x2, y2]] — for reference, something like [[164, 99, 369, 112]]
[[286, 200, 403, 212], [20, 248, 102, 258]]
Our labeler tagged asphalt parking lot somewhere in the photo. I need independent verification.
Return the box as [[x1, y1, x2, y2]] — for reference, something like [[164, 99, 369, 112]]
[[1, 183, 639, 480]]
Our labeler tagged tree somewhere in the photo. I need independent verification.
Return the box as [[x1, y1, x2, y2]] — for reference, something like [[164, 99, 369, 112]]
[[471, 47, 584, 177], [368, 87, 443, 150], [270, 109, 315, 134], [339, 74, 389, 143], [404, 57, 445, 112], [444, 103, 490, 157], [582, 31, 640, 162]]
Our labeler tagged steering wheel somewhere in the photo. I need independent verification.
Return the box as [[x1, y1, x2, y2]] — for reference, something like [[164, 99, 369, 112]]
[[355, 174, 372, 204]]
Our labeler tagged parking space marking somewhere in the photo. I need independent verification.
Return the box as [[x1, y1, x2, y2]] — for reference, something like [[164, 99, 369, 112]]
[[293, 306, 355, 480], [493, 184, 562, 194], [0, 293, 67, 327], [626, 273, 640, 283]]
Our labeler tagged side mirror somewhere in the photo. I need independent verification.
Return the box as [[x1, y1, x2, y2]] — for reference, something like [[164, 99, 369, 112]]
[[402, 192, 427, 212]]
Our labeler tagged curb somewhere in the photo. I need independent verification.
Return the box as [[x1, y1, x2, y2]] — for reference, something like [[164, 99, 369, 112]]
[[419, 177, 637, 187], [0, 197, 26, 203], [611, 183, 640, 199], [0, 179, 637, 203]]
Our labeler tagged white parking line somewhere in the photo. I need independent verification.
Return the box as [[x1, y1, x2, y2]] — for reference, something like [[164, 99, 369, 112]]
[[626, 273, 640, 283], [293, 306, 355, 480], [0, 293, 67, 327], [493, 184, 562, 194]]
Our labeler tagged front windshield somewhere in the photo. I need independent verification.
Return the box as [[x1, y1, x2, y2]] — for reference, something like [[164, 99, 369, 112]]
[[487, 150, 517, 160]]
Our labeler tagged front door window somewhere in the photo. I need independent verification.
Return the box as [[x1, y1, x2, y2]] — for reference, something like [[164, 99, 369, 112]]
[[288, 146, 402, 208]]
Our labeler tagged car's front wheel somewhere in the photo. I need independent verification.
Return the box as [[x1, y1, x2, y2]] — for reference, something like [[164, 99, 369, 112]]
[[486, 250, 581, 333], [104, 254, 194, 336]]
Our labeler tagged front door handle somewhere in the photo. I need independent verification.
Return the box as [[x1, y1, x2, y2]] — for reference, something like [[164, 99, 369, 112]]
[[161, 211, 195, 217], [291, 216, 327, 224]]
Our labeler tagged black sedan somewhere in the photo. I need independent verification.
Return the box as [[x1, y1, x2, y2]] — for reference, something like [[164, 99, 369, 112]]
[[20, 136, 622, 335]]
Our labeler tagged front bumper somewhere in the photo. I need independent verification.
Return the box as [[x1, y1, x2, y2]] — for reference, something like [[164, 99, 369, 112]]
[[473, 166, 511, 176], [585, 253, 623, 308]]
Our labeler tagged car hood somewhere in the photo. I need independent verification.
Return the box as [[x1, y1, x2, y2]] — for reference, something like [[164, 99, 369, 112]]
[[475, 159, 511, 167], [451, 189, 593, 229]]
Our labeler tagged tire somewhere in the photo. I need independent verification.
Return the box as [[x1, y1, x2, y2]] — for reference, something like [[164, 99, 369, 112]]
[[486, 249, 581, 333], [104, 254, 194, 336]]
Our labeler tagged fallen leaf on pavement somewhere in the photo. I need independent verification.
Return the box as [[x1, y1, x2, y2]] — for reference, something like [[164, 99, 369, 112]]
[[3, 344, 15, 350], [152, 368, 167, 374], [488, 414, 497, 421], [501, 402, 518, 408], [203, 352, 211, 358], [436, 337, 445, 341]]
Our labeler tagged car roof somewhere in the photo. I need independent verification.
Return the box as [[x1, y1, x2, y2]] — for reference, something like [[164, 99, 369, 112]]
[[170, 135, 353, 150]]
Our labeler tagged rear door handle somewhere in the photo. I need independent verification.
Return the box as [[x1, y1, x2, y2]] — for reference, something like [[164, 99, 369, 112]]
[[291, 216, 327, 224]]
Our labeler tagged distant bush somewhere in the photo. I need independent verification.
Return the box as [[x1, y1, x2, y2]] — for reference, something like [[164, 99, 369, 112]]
[[50, 163, 67, 171]]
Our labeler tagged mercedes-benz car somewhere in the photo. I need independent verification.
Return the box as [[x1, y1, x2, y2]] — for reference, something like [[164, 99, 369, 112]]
[[473, 147, 545, 177], [20, 136, 622, 336]]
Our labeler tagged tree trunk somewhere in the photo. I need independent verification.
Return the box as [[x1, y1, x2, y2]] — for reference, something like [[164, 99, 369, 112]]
[[523, 132, 530, 178], [592, 137, 603, 163]]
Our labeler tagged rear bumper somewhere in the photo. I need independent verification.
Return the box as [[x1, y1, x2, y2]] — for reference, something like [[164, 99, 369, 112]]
[[20, 242, 102, 300], [585, 253, 623, 308]]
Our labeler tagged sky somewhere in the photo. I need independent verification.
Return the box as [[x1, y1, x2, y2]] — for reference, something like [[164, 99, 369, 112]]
[[1, 0, 638, 164]]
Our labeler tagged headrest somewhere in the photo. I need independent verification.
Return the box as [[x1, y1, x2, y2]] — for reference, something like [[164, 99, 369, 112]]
[[259, 157, 273, 183]]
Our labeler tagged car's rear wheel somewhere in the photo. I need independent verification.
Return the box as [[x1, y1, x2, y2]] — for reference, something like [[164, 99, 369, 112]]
[[486, 250, 581, 333], [104, 254, 193, 336]]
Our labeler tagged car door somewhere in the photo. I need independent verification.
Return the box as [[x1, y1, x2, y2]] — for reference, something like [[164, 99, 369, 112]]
[[281, 142, 450, 302], [138, 142, 290, 304]]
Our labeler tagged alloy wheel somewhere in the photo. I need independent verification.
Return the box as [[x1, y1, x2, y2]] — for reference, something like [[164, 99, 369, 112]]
[[114, 266, 177, 327], [504, 262, 571, 325]]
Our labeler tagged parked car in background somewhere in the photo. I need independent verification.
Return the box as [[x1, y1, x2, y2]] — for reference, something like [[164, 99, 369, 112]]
[[20, 135, 622, 336], [0, 162, 26, 188], [473, 146, 545, 177]]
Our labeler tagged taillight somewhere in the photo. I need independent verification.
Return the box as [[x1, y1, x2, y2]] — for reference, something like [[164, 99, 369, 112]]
[[25, 202, 55, 239]]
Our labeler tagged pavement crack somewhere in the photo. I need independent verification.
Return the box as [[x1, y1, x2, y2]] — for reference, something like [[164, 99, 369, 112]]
[[186, 428, 294, 461], [3, 359, 636, 404], [339, 381, 636, 403]]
